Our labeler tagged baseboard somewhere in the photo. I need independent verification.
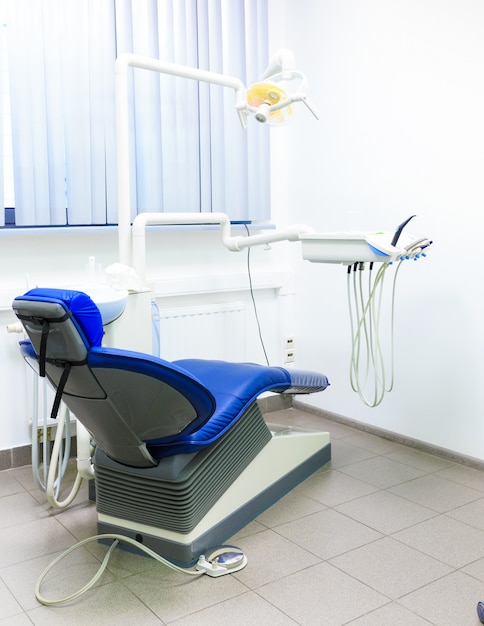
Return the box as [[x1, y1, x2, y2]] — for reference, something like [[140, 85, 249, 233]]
[[0, 444, 32, 471], [0, 435, 79, 472], [3, 397, 482, 473], [293, 400, 484, 472], [257, 394, 293, 414]]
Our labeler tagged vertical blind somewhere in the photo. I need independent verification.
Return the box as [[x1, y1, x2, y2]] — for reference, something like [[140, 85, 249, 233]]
[[2, 0, 270, 226]]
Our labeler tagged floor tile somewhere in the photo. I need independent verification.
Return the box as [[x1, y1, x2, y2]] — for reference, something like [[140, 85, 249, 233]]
[[0, 578, 23, 620], [0, 492, 50, 529], [54, 498, 97, 541], [435, 464, 484, 493], [347, 601, 433, 625], [1, 545, 115, 611], [0, 614, 33, 625], [0, 470, 25, 498], [228, 518, 267, 541], [6, 465, 38, 492], [461, 556, 484, 582], [125, 563, 247, 623], [257, 561, 388, 626], [329, 536, 452, 599], [274, 508, 382, 560], [0, 517, 76, 569], [392, 515, 484, 568], [296, 468, 379, 506], [384, 447, 455, 473], [256, 488, 326, 528], [447, 497, 484, 531], [389, 473, 483, 513], [169, 590, 298, 625], [328, 439, 376, 469], [26, 581, 163, 625], [335, 490, 437, 534], [338, 456, 425, 489], [399, 570, 483, 625], [231, 528, 320, 588]]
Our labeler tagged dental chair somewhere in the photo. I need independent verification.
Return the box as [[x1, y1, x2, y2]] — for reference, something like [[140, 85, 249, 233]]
[[13, 288, 331, 567]]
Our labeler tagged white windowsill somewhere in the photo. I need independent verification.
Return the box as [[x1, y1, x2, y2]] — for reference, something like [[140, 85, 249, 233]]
[[0, 222, 276, 237]]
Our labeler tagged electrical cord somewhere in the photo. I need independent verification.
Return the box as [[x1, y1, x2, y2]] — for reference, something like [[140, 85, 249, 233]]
[[34, 533, 224, 606], [243, 224, 270, 366]]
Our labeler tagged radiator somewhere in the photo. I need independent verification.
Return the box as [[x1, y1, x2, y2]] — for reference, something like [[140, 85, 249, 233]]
[[157, 301, 246, 362]]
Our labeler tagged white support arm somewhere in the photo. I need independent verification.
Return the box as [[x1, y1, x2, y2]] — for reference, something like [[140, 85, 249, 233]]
[[132, 212, 315, 284]]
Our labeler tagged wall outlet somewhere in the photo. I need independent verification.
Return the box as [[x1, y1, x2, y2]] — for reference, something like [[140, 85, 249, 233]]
[[284, 336, 295, 349], [284, 349, 295, 362]]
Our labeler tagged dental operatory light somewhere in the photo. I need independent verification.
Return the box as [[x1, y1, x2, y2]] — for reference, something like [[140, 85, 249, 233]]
[[245, 49, 319, 125]]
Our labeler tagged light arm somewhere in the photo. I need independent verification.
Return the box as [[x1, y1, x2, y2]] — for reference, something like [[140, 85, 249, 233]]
[[115, 53, 247, 266]]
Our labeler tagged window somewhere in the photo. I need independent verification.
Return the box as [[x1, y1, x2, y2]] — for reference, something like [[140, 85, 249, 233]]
[[1, 0, 270, 227]]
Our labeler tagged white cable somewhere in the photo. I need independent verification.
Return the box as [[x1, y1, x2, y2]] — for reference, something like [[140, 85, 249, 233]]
[[35, 533, 205, 606]]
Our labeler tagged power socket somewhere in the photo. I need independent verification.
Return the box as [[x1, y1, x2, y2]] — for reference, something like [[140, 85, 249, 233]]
[[284, 337, 295, 363]]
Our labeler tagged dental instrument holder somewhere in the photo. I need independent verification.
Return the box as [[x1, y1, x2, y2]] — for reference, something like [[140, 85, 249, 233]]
[[300, 230, 430, 265]]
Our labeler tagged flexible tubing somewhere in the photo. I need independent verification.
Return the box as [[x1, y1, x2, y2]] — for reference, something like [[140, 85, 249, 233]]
[[45, 403, 83, 509], [35, 534, 204, 606], [348, 262, 394, 407]]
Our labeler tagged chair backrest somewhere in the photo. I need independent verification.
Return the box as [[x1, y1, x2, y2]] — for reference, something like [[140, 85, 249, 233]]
[[13, 288, 216, 468]]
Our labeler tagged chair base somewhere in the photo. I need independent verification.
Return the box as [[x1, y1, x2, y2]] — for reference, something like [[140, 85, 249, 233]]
[[97, 424, 331, 567]]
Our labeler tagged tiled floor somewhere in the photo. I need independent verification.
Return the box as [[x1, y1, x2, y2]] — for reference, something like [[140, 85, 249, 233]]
[[2, 407, 484, 625]]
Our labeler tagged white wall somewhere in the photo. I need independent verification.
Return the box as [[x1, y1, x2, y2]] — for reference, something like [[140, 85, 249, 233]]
[[282, 0, 484, 460]]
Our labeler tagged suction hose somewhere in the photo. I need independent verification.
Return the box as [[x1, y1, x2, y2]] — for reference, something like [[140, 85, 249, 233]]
[[45, 403, 86, 509]]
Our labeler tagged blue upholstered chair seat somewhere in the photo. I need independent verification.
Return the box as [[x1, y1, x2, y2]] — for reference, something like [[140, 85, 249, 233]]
[[145, 358, 329, 457]]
